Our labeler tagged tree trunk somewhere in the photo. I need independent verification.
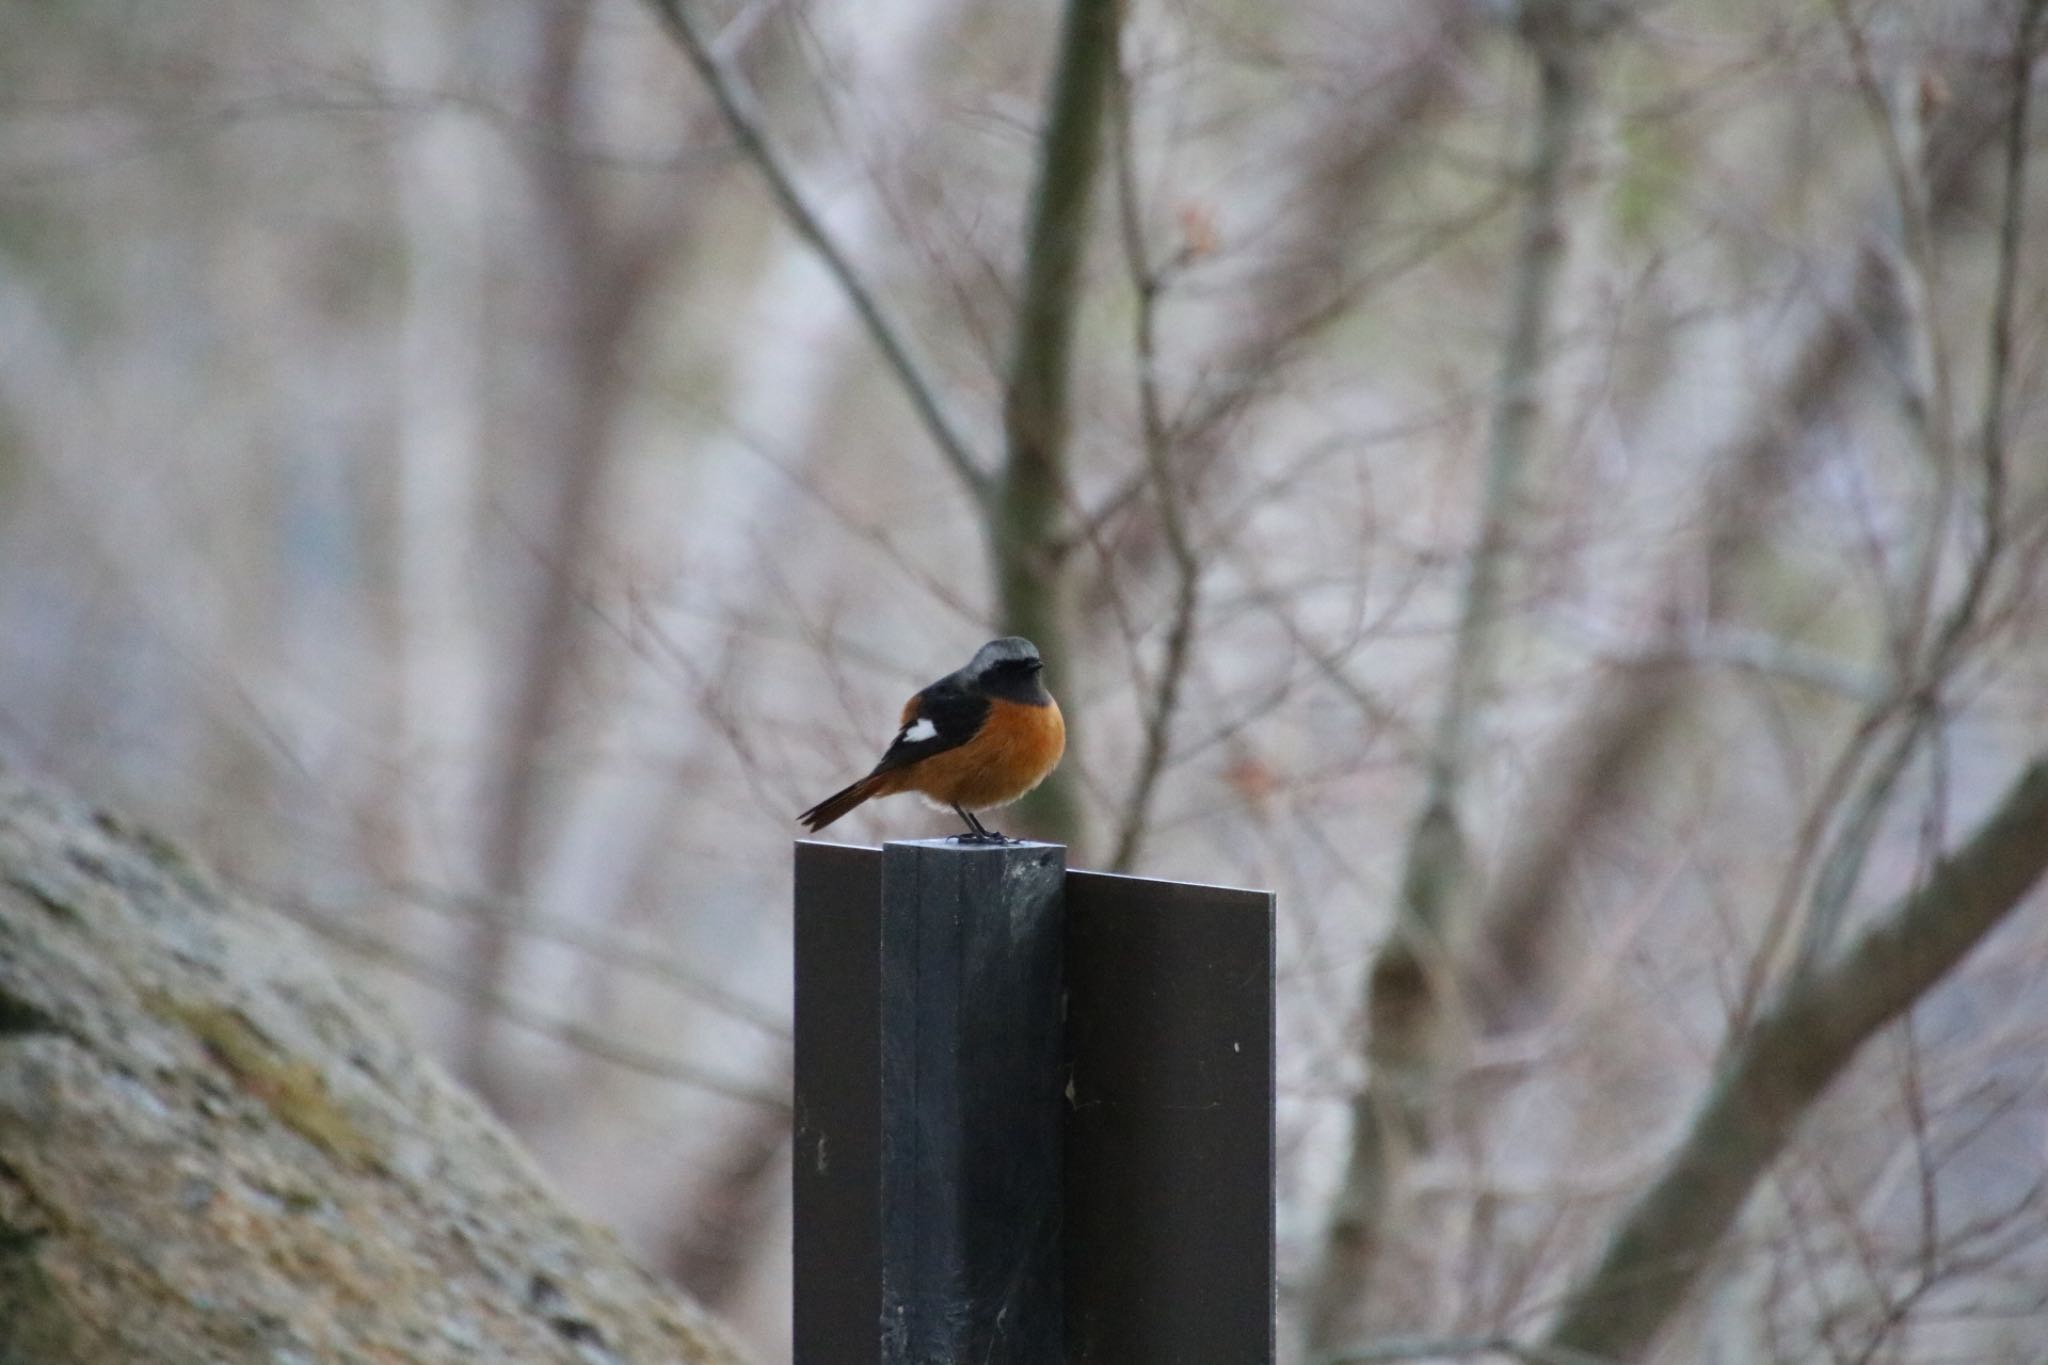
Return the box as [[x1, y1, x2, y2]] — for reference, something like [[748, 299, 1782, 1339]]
[[0, 767, 747, 1365]]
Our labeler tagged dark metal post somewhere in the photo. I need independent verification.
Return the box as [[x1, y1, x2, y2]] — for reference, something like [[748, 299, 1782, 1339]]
[[1063, 869, 1276, 1363], [794, 843, 1273, 1365], [792, 842, 883, 1360], [794, 838, 1066, 1365]]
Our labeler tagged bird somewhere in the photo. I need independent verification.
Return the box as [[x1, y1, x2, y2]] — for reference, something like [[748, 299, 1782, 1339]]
[[798, 637, 1066, 843]]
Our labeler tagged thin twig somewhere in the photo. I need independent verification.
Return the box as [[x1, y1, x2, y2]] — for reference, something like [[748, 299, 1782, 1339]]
[[640, 0, 991, 503], [1796, 700, 1936, 969], [1316, 1332, 1608, 1365], [1605, 624, 1887, 704], [661, 1091, 793, 1303], [1827, 0, 1955, 466], [383, 880, 790, 1038], [1105, 39, 1203, 873], [1969, 0, 2048, 599], [1827, 0, 1956, 671], [283, 901, 792, 1111], [1915, 0, 2048, 679], [460, 2, 650, 1103]]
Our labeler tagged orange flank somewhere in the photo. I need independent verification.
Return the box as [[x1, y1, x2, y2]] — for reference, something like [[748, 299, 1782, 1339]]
[[884, 697, 1065, 811]]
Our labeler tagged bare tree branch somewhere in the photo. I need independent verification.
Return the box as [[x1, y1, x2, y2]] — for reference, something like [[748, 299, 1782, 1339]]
[[1411, 13, 1589, 847], [1971, 0, 2048, 584], [1306, 7, 1601, 1344], [1825, 0, 1962, 677], [1620, 625, 1885, 705], [1458, 0, 2039, 1049], [651, 0, 1122, 846], [660, 1091, 792, 1307], [1064, 1, 1485, 565], [378, 0, 491, 900], [1317, 1332, 1606, 1365], [1538, 754, 2048, 1362], [1451, 28, 2048, 1351], [640, 0, 992, 502], [1828, 0, 1956, 469], [1743, 0, 2048, 1009], [1104, 37, 1202, 874], [385, 880, 788, 1039], [989, 0, 1122, 845], [461, 4, 666, 1106], [1299, 21, 2040, 1342], [290, 902, 791, 1111], [1467, 655, 1682, 1035]]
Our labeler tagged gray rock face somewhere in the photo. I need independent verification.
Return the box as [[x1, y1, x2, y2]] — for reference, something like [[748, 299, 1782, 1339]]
[[0, 770, 747, 1365]]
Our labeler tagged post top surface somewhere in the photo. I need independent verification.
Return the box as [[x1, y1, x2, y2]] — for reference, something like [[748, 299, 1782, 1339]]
[[884, 837, 1065, 852], [794, 837, 1066, 853]]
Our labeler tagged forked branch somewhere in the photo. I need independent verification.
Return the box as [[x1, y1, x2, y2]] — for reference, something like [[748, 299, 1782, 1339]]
[[640, 0, 991, 502], [1538, 755, 2048, 1361]]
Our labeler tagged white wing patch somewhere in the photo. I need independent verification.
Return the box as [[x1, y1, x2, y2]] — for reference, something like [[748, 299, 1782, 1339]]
[[901, 717, 939, 743]]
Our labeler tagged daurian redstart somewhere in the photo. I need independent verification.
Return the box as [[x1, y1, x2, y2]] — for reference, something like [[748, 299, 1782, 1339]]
[[798, 637, 1066, 842]]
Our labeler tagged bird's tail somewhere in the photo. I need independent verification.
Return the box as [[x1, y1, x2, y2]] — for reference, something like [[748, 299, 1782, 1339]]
[[798, 772, 891, 832]]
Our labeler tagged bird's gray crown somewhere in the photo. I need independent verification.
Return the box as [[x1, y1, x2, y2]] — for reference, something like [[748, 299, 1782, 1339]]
[[963, 636, 1049, 702], [969, 637, 1040, 672]]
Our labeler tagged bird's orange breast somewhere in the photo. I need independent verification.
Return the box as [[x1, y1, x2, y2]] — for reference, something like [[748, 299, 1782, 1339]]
[[889, 697, 1065, 812]]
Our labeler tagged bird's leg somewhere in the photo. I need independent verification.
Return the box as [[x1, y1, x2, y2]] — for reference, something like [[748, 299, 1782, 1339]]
[[949, 805, 1009, 844]]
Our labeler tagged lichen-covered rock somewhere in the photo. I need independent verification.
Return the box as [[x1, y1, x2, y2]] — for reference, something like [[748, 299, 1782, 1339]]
[[0, 770, 749, 1365]]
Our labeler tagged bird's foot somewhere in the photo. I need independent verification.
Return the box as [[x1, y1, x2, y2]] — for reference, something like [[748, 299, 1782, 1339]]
[[947, 830, 1015, 845]]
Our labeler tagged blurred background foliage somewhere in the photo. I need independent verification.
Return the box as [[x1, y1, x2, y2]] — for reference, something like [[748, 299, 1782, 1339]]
[[4, 0, 2048, 1360]]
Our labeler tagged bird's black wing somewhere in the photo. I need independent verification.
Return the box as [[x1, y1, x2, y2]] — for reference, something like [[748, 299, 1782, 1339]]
[[869, 674, 989, 774]]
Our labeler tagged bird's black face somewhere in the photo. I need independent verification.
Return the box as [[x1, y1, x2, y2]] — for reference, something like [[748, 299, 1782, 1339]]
[[966, 637, 1051, 703]]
